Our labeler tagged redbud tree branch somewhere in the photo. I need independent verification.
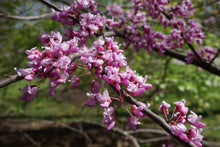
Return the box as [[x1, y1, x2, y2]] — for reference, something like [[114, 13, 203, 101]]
[[160, 11, 205, 63], [0, 75, 24, 88], [111, 86, 197, 147], [39, 0, 78, 22], [0, 13, 52, 20]]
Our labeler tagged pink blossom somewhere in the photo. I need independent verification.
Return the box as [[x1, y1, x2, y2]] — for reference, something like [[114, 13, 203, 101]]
[[19, 85, 38, 101], [131, 102, 150, 117], [15, 68, 35, 81], [69, 75, 80, 89], [170, 123, 187, 136], [90, 80, 103, 93], [174, 99, 188, 116], [128, 115, 141, 131], [187, 111, 206, 128], [98, 90, 112, 108], [102, 107, 115, 130], [158, 101, 171, 116]]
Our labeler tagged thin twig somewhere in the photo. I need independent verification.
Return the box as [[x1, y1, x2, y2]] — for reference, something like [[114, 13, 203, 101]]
[[77, 121, 140, 147], [0, 13, 51, 20], [138, 136, 168, 143], [160, 11, 205, 63], [111, 85, 197, 147], [22, 133, 41, 147], [210, 48, 220, 64], [126, 128, 166, 135], [202, 140, 220, 147], [38, 0, 78, 22], [38, 0, 62, 12], [59, 123, 92, 143]]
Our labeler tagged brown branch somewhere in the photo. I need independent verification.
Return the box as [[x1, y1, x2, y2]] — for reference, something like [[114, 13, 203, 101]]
[[59, 123, 92, 144], [22, 133, 41, 147], [162, 49, 220, 76], [111, 85, 197, 147], [0, 13, 51, 20], [182, 38, 205, 63], [210, 48, 220, 64], [138, 136, 168, 143], [75, 121, 140, 147], [0, 75, 24, 88], [126, 128, 166, 135], [160, 11, 205, 63], [51, 0, 71, 6], [38, 0, 78, 22], [202, 140, 220, 147], [38, 0, 62, 12]]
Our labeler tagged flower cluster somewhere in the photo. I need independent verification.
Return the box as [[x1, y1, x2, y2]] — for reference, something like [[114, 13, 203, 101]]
[[186, 46, 218, 64], [159, 100, 206, 147], [105, 0, 215, 65], [16, 29, 152, 131], [78, 37, 152, 130], [51, 0, 99, 25], [16, 31, 79, 96], [52, 0, 105, 46]]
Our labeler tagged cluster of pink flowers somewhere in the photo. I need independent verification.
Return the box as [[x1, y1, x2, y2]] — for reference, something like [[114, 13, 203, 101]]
[[51, 0, 99, 25], [106, 0, 217, 64], [159, 100, 205, 147], [16, 28, 152, 131], [52, 0, 105, 46], [204, 17, 216, 26], [78, 37, 152, 130], [186, 46, 218, 64], [16, 31, 80, 96]]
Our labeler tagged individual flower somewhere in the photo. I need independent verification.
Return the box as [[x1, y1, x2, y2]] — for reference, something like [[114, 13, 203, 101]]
[[170, 123, 187, 136], [69, 75, 80, 89], [128, 115, 141, 131], [174, 99, 188, 116], [131, 102, 150, 117], [19, 84, 38, 101], [98, 90, 111, 108], [158, 100, 171, 116], [102, 107, 115, 130], [187, 111, 206, 128]]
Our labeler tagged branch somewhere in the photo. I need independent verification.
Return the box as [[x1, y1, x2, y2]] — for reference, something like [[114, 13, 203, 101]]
[[160, 11, 205, 63], [114, 87, 197, 147], [0, 13, 51, 20], [210, 48, 220, 64], [38, 0, 78, 22], [59, 123, 92, 143], [75, 121, 140, 147], [0, 75, 24, 88], [22, 133, 41, 147], [51, 0, 71, 6], [182, 38, 204, 63], [162, 49, 220, 76], [126, 128, 166, 135], [38, 0, 62, 12], [138, 136, 168, 143]]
